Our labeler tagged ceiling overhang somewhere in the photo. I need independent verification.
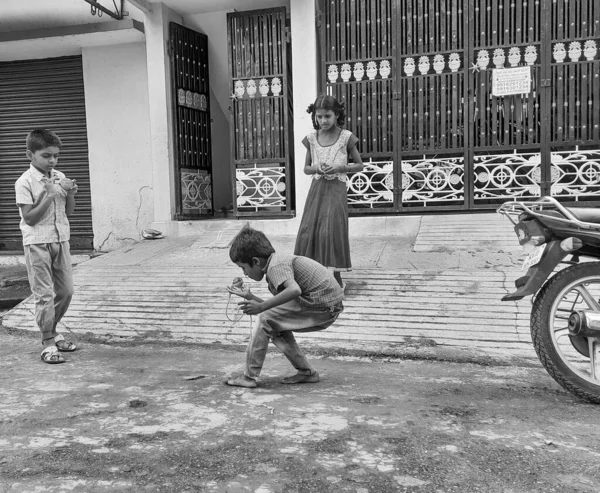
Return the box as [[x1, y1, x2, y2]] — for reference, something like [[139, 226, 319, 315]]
[[0, 19, 144, 62]]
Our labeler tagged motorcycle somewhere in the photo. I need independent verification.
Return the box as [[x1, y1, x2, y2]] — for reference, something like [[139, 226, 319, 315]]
[[498, 196, 600, 404]]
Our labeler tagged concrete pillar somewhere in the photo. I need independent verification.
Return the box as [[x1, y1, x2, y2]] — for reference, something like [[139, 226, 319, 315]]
[[289, 0, 317, 223], [144, 3, 182, 232]]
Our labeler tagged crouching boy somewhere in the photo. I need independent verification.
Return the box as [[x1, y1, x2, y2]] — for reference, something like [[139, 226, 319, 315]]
[[226, 227, 344, 388]]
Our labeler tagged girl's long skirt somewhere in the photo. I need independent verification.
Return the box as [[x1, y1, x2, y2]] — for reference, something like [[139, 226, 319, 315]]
[[294, 177, 351, 271]]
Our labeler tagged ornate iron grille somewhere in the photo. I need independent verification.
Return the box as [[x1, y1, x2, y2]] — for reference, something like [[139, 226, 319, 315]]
[[318, 0, 600, 213], [319, 0, 395, 211], [548, 0, 600, 203], [170, 22, 213, 217], [227, 8, 295, 217]]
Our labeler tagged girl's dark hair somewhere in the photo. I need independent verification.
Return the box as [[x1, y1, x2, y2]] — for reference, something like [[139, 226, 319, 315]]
[[229, 226, 275, 265], [306, 95, 346, 130], [26, 129, 62, 152]]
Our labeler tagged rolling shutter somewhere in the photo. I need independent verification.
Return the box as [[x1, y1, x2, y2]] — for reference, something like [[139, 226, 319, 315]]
[[0, 55, 93, 251]]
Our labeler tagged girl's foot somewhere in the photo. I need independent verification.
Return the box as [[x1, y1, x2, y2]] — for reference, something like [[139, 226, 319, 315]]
[[226, 375, 257, 388]]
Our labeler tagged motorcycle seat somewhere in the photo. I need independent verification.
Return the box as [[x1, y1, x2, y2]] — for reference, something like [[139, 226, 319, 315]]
[[567, 208, 600, 224], [540, 207, 600, 224]]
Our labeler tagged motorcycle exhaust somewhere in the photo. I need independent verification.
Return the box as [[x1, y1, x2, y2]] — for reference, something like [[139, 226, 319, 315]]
[[568, 310, 600, 337]]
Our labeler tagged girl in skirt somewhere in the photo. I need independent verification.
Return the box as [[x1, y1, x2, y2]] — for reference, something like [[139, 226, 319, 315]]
[[294, 95, 363, 289]]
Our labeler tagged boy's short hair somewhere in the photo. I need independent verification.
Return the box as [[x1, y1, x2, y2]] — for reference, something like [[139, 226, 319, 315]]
[[229, 226, 275, 265], [26, 129, 62, 152]]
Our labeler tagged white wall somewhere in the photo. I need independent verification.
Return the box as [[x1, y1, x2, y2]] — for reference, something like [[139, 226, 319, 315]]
[[184, 11, 234, 213], [290, 0, 317, 223], [82, 42, 154, 251], [146, 3, 183, 234]]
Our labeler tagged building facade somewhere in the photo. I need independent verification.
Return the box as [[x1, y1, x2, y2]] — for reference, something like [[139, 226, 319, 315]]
[[1, 0, 598, 252]]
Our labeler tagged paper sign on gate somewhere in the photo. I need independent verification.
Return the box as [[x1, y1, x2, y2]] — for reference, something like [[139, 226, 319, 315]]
[[492, 66, 532, 96]]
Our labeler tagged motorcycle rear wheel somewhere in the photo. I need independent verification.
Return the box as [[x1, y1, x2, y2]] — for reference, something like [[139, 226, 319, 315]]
[[531, 262, 600, 404]]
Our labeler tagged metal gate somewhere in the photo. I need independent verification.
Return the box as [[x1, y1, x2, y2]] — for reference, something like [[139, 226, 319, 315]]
[[0, 56, 93, 250], [318, 0, 600, 213], [169, 22, 213, 218], [227, 7, 295, 217]]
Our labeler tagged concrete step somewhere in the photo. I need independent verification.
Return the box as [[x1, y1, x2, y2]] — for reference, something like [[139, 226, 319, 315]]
[[2, 264, 533, 360]]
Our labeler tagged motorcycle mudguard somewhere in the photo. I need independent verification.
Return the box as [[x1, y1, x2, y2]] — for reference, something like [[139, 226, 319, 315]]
[[502, 240, 569, 301]]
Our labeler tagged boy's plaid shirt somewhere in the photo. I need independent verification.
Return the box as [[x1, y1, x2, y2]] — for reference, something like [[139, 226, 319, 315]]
[[15, 164, 70, 246], [264, 253, 344, 310]]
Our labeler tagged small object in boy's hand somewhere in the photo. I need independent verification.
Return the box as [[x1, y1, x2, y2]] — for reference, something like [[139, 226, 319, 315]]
[[232, 277, 244, 289], [226, 286, 246, 298], [59, 178, 75, 191]]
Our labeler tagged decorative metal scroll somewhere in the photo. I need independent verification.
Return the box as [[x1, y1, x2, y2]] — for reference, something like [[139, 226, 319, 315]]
[[170, 22, 213, 218], [177, 89, 208, 111], [227, 8, 293, 216], [321, 0, 394, 159], [181, 169, 212, 214], [327, 60, 392, 83], [232, 77, 283, 99], [402, 53, 461, 76], [236, 165, 287, 211], [551, 149, 600, 199], [347, 159, 393, 208], [473, 152, 542, 202], [401, 156, 465, 205]]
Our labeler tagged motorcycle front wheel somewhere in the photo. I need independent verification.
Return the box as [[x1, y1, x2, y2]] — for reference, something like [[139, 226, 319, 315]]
[[531, 262, 600, 404]]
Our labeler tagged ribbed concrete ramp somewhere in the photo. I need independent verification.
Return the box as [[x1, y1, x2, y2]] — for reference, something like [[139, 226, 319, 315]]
[[413, 212, 519, 252], [2, 231, 533, 361]]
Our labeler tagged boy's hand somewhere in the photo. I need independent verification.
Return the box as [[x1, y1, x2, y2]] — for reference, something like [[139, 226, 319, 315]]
[[67, 180, 78, 195], [41, 178, 59, 198], [226, 286, 251, 300], [238, 299, 264, 315]]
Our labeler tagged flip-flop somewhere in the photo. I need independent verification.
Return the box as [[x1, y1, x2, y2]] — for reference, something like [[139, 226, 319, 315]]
[[54, 334, 77, 352], [41, 346, 66, 364]]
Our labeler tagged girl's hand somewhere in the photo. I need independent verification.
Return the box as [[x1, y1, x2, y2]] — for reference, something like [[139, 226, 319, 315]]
[[321, 162, 346, 174], [238, 299, 264, 315]]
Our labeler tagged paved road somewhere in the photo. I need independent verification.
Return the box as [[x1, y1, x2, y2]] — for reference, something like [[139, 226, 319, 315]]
[[1, 331, 599, 493]]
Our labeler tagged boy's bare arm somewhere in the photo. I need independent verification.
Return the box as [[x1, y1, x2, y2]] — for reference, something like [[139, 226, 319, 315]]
[[238, 279, 302, 315], [18, 181, 58, 226], [65, 186, 78, 216]]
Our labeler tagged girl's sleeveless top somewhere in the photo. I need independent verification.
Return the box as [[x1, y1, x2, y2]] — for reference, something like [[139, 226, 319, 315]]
[[305, 129, 353, 183]]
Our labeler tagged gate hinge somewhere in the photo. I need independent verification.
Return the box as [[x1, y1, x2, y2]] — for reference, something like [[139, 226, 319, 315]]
[[316, 8, 323, 27], [541, 79, 551, 87], [392, 92, 401, 100], [167, 39, 174, 58]]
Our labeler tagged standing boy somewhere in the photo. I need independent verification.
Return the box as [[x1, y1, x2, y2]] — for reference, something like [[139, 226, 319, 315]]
[[226, 227, 344, 388], [15, 129, 79, 364]]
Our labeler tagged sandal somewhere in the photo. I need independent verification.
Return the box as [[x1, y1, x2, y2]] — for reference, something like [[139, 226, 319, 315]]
[[54, 334, 77, 352], [41, 346, 66, 364]]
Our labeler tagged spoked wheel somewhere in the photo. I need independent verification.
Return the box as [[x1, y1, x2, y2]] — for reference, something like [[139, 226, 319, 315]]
[[531, 262, 600, 403]]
